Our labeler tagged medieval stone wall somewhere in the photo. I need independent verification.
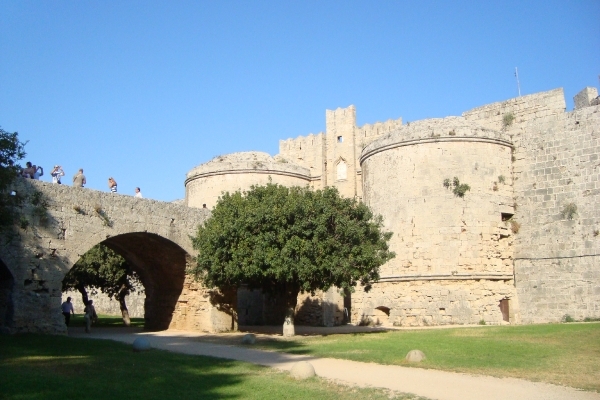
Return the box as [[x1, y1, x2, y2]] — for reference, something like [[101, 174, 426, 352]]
[[511, 103, 600, 323], [0, 180, 238, 334], [184, 86, 598, 328], [185, 152, 311, 209], [278, 133, 325, 185], [357, 117, 518, 325], [462, 88, 566, 131], [237, 287, 345, 327], [352, 279, 517, 326], [62, 288, 146, 318]]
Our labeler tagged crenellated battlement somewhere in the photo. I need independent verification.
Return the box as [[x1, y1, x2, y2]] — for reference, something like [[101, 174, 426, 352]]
[[357, 117, 403, 139]]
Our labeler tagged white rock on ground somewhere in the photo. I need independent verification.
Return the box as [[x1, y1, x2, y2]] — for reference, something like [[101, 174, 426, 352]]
[[405, 349, 426, 362], [290, 361, 316, 379]]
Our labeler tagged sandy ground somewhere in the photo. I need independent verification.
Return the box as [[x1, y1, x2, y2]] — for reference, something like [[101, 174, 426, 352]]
[[69, 327, 600, 400]]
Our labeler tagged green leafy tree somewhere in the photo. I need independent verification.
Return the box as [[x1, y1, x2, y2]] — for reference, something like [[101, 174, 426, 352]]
[[0, 127, 26, 228], [190, 183, 395, 336], [62, 244, 141, 326]]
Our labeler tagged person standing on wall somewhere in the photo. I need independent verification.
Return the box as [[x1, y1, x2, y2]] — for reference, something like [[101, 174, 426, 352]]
[[51, 165, 65, 184], [108, 177, 117, 193], [33, 165, 43, 180], [134, 187, 142, 198], [61, 297, 75, 326], [73, 169, 86, 187]]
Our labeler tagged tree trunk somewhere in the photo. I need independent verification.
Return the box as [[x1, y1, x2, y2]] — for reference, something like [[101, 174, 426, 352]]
[[283, 306, 295, 337], [118, 285, 131, 326], [282, 284, 299, 337], [76, 284, 89, 309]]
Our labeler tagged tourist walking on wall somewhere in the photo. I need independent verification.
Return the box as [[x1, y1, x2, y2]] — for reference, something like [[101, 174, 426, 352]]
[[73, 169, 86, 187], [51, 165, 65, 184], [134, 187, 142, 198], [33, 165, 43, 180], [84, 300, 98, 333], [108, 177, 117, 193], [61, 297, 75, 326]]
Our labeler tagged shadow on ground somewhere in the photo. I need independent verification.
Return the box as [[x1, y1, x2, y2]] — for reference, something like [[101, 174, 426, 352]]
[[0, 333, 252, 400]]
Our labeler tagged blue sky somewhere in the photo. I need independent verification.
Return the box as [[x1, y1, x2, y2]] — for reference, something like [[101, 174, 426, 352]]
[[1, 1, 598, 201]]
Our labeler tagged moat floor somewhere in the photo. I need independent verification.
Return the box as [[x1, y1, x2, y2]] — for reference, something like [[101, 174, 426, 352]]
[[69, 327, 600, 400]]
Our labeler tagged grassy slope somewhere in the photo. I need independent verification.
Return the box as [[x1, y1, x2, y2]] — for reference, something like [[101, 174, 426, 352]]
[[0, 334, 425, 400], [251, 323, 600, 391]]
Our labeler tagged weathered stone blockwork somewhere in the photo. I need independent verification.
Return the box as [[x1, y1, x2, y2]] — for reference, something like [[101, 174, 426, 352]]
[[185, 152, 311, 209], [512, 102, 600, 323], [186, 85, 599, 327], [0, 180, 235, 334], [7, 85, 597, 334], [62, 288, 145, 318], [353, 279, 516, 326]]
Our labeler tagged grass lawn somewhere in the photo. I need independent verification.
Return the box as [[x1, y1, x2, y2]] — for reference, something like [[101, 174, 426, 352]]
[[68, 313, 145, 328], [248, 323, 600, 392], [0, 334, 426, 400]]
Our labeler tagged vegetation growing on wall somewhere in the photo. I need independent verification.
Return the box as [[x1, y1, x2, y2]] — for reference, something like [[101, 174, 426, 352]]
[[93, 204, 111, 227], [444, 177, 471, 198], [561, 203, 578, 220], [502, 112, 515, 129], [73, 205, 85, 215]]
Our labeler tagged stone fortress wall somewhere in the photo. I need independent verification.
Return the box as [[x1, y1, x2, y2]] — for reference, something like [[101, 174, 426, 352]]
[[187, 85, 600, 327], [185, 152, 312, 209], [0, 180, 238, 334], [511, 93, 600, 323], [357, 118, 516, 326]]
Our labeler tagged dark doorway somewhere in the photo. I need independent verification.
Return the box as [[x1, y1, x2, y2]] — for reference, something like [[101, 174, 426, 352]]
[[0, 259, 14, 329], [499, 298, 510, 322], [343, 292, 352, 324]]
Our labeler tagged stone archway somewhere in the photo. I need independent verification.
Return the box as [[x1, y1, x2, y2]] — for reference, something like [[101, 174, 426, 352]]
[[0, 179, 238, 334], [98, 232, 189, 331]]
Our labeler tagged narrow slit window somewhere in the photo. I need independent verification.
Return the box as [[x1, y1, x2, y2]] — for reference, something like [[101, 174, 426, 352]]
[[337, 136, 343, 143]]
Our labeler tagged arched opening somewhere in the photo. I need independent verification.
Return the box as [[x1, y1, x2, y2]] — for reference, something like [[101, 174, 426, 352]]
[[373, 306, 390, 326], [66, 232, 189, 331], [0, 258, 15, 330]]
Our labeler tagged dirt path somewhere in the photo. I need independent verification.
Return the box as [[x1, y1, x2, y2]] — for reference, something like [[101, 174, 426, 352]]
[[70, 328, 600, 400]]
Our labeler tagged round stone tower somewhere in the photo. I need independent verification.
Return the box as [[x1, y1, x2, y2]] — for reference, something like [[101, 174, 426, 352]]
[[356, 117, 519, 326], [185, 151, 311, 209]]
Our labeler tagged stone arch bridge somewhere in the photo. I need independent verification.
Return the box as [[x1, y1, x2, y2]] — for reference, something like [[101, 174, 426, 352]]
[[0, 179, 236, 334]]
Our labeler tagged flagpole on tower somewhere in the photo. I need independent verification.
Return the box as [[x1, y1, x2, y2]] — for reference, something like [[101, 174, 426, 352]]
[[515, 67, 521, 97]]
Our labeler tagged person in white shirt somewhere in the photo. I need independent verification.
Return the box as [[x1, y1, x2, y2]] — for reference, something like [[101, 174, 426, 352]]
[[61, 297, 75, 326], [134, 187, 143, 198], [51, 165, 65, 184]]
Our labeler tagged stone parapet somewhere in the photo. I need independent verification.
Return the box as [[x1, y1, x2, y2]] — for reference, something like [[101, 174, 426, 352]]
[[185, 152, 311, 209], [360, 117, 511, 164]]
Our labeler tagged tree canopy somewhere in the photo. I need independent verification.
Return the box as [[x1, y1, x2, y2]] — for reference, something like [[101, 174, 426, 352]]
[[190, 183, 395, 333], [62, 244, 141, 325], [0, 127, 26, 228]]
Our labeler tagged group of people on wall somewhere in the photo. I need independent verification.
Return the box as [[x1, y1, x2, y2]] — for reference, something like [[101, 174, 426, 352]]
[[20, 162, 143, 198]]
